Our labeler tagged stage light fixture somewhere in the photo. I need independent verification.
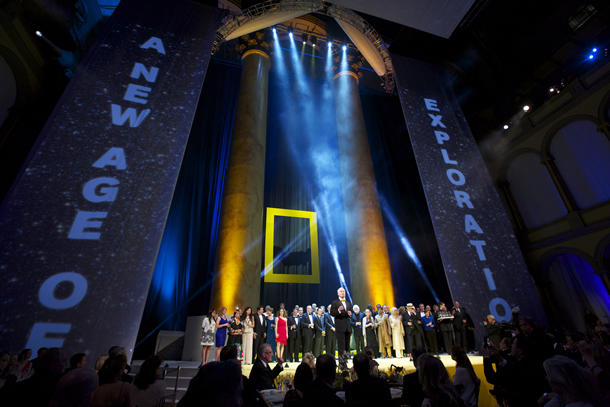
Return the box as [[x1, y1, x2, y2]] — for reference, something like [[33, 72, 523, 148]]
[[272, 27, 276, 33], [549, 88, 554, 92], [328, 41, 332, 47], [302, 33, 308, 44], [342, 44, 347, 50], [589, 55, 594, 59], [311, 36, 317, 47], [503, 125, 509, 130], [523, 105, 530, 112], [593, 48, 597, 52], [288, 26, 293, 37], [35, 31, 42, 37]]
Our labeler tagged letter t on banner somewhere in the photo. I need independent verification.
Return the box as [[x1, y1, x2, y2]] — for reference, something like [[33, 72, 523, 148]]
[[0, 0, 222, 361], [390, 54, 547, 344]]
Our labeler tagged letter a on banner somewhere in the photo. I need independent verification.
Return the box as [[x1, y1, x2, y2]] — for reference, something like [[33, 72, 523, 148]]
[[0, 0, 222, 360], [391, 54, 546, 345]]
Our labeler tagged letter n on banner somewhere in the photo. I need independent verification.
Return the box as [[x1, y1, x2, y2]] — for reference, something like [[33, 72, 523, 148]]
[[391, 54, 547, 342], [0, 0, 221, 360]]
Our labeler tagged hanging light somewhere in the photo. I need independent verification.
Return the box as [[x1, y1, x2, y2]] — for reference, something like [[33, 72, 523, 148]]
[[301, 33, 308, 44], [311, 36, 317, 47]]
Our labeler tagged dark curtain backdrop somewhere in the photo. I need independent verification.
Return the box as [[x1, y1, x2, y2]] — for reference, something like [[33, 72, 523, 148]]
[[136, 60, 449, 357], [134, 61, 241, 358]]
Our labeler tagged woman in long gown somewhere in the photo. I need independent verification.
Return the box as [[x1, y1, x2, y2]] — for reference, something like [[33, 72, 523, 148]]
[[265, 307, 277, 362], [275, 308, 288, 361], [389, 307, 405, 358], [200, 309, 216, 366], [375, 310, 392, 358], [228, 309, 244, 364], [242, 306, 254, 365], [363, 309, 379, 358], [214, 307, 230, 362]]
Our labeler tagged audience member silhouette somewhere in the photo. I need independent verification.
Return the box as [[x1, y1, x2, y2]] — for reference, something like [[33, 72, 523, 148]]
[[303, 354, 345, 407], [345, 353, 391, 405], [49, 368, 98, 407], [178, 360, 243, 407]]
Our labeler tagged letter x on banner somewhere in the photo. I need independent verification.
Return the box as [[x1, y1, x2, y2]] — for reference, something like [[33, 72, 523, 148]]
[[391, 54, 547, 342], [0, 0, 221, 360]]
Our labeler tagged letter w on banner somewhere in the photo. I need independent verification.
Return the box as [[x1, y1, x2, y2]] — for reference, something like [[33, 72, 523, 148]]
[[391, 54, 546, 343], [0, 0, 221, 360]]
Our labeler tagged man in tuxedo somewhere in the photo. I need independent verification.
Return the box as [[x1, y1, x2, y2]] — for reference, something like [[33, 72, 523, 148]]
[[313, 308, 326, 357], [452, 301, 467, 348], [301, 305, 315, 354], [418, 303, 429, 351], [249, 343, 284, 391], [402, 303, 422, 356], [350, 305, 365, 354], [287, 307, 301, 362], [345, 353, 391, 405], [400, 346, 427, 407], [330, 287, 352, 357], [253, 305, 267, 360], [325, 307, 337, 357]]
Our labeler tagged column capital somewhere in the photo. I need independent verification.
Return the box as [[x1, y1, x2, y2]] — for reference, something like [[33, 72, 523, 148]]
[[236, 30, 272, 60], [331, 47, 364, 83]]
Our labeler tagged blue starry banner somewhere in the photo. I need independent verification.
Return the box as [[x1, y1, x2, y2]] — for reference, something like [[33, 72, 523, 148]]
[[391, 54, 547, 339], [0, 0, 220, 359]]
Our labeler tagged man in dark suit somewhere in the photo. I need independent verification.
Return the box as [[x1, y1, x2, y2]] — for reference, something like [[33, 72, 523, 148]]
[[400, 346, 427, 407], [287, 307, 301, 362], [484, 314, 503, 348], [313, 308, 326, 357], [301, 305, 315, 354], [345, 353, 391, 405], [402, 303, 422, 356], [330, 287, 352, 357], [325, 307, 337, 357], [452, 301, 467, 348], [249, 343, 284, 391], [303, 354, 345, 407], [253, 305, 267, 360], [350, 305, 365, 354]]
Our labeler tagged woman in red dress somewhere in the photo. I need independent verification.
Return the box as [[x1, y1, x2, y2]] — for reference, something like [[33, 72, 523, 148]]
[[275, 308, 288, 361]]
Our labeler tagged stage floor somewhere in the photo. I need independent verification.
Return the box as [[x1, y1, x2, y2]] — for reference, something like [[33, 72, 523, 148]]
[[140, 355, 496, 407]]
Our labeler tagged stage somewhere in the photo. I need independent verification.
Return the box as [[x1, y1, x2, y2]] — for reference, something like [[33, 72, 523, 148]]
[[136, 354, 497, 406]]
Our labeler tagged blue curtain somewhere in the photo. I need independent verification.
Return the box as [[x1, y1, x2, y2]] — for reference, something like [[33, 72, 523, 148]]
[[360, 94, 451, 305], [135, 61, 241, 357]]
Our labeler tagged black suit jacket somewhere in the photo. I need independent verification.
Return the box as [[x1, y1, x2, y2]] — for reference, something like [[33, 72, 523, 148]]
[[254, 312, 267, 336], [330, 298, 352, 333], [484, 320, 502, 346], [303, 378, 346, 407], [314, 314, 326, 335], [324, 313, 336, 331], [288, 315, 301, 339], [249, 358, 283, 391], [401, 370, 425, 407], [350, 312, 365, 337], [402, 312, 419, 335], [301, 312, 315, 337], [452, 308, 465, 329], [345, 374, 391, 404]]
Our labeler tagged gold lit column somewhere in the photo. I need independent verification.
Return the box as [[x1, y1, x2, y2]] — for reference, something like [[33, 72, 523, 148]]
[[331, 48, 394, 306], [211, 32, 271, 311]]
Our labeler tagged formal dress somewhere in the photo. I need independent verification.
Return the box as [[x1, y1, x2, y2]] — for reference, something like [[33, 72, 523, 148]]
[[243, 316, 254, 364], [363, 316, 379, 357], [215, 316, 228, 347], [201, 317, 216, 346], [228, 320, 244, 363], [389, 315, 405, 356], [266, 315, 277, 361], [276, 317, 288, 345]]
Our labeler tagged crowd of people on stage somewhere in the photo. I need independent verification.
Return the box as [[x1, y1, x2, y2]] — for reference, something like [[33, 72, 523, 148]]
[[1, 286, 609, 406]]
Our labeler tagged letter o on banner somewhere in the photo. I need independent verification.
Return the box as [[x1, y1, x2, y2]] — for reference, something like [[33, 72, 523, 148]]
[[489, 297, 511, 321], [446, 169, 466, 186], [39, 272, 88, 310]]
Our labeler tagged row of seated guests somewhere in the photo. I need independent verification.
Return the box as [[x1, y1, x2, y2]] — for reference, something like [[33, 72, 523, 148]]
[[0, 345, 167, 407]]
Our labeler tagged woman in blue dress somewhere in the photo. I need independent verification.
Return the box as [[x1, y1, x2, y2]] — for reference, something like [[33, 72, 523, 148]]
[[265, 307, 277, 361], [215, 307, 230, 362]]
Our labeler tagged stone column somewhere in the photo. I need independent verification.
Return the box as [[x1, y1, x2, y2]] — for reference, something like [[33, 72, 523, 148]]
[[211, 31, 271, 311], [597, 122, 610, 142], [540, 156, 579, 213], [331, 48, 394, 306], [499, 181, 527, 232], [595, 269, 610, 297]]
